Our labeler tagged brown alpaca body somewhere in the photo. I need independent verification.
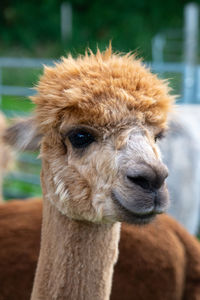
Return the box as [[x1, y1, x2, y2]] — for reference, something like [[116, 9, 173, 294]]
[[0, 198, 200, 300], [0, 199, 41, 300]]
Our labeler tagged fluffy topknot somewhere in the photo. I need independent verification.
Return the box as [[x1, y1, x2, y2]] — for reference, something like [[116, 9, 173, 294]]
[[31, 46, 175, 133]]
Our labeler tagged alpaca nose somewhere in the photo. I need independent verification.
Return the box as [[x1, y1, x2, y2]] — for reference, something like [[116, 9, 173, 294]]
[[127, 165, 168, 191]]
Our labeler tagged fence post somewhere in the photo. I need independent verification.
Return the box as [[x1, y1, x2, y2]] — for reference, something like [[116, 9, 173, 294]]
[[61, 2, 72, 43], [183, 3, 199, 103], [152, 34, 165, 64]]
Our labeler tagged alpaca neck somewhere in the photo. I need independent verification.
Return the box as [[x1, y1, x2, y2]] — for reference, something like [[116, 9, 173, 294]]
[[31, 175, 120, 300]]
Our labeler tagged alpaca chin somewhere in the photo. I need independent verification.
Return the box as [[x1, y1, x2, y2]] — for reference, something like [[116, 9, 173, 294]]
[[111, 187, 169, 225]]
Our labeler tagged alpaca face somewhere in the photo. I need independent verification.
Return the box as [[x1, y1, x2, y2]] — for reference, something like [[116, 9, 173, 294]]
[[5, 48, 174, 224], [40, 116, 168, 224]]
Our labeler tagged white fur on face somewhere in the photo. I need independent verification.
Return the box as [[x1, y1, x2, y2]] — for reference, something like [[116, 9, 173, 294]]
[[43, 122, 168, 223], [113, 128, 168, 215]]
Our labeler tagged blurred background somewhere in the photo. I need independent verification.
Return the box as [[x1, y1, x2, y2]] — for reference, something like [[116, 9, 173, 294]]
[[0, 0, 200, 235]]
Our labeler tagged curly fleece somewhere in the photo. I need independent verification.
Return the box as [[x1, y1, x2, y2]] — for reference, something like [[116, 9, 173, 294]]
[[31, 46, 175, 132]]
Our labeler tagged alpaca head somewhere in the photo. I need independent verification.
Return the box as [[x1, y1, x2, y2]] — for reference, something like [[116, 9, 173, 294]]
[[5, 47, 174, 224]]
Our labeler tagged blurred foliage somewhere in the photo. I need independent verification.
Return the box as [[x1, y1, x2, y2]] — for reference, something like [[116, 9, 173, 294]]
[[0, 0, 197, 59], [3, 67, 42, 86]]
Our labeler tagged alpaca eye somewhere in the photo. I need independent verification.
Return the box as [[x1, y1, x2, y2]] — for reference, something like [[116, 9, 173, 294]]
[[68, 130, 95, 149], [154, 131, 165, 142]]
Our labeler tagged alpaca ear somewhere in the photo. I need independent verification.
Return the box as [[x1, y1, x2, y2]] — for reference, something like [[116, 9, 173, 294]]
[[3, 117, 42, 151]]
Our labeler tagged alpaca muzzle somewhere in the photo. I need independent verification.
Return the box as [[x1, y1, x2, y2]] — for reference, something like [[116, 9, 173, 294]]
[[111, 163, 169, 224]]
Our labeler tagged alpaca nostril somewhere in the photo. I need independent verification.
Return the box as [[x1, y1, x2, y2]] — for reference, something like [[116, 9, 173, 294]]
[[127, 175, 152, 190], [127, 170, 167, 191]]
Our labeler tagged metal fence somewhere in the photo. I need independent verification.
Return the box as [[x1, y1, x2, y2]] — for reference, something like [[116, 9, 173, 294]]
[[152, 29, 200, 104], [0, 57, 56, 198], [0, 57, 199, 199]]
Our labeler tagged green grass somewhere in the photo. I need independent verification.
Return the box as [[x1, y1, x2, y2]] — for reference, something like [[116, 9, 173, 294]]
[[1, 95, 35, 114], [3, 151, 42, 200], [0, 66, 41, 114], [1, 69, 41, 199], [4, 180, 41, 200], [3, 67, 43, 87]]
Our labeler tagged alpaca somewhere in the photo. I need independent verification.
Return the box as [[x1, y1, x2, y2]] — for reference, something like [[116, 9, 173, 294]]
[[160, 104, 200, 235], [0, 112, 12, 203], [0, 198, 200, 300], [2, 47, 175, 299]]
